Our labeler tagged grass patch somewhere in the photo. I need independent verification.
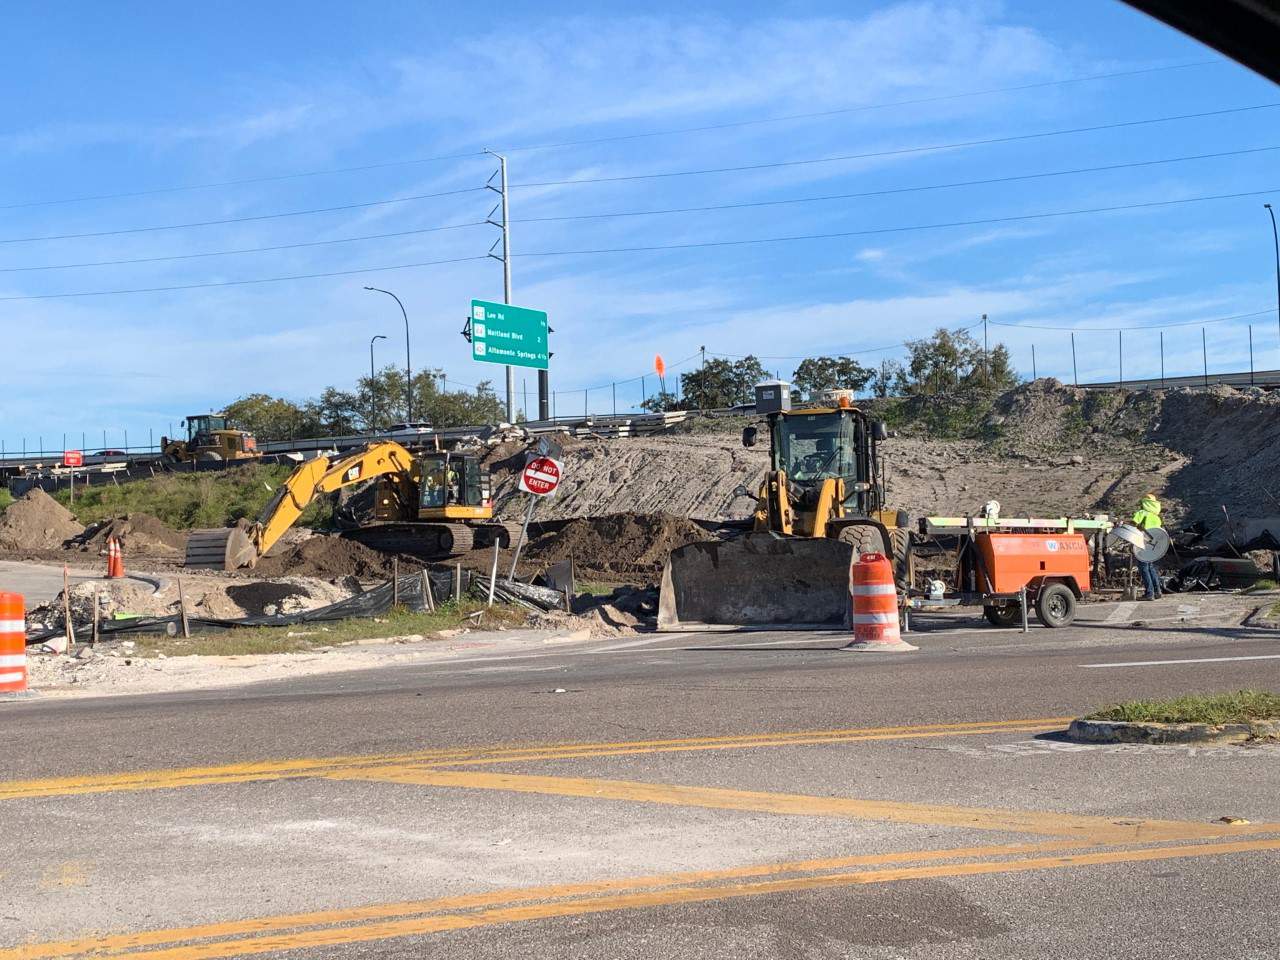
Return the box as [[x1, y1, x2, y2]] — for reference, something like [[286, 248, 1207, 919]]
[[129, 601, 527, 657], [576, 580, 621, 597], [1243, 578, 1279, 593], [0, 488, 12, 513], [1085, 690, 1280, 725], [50, 464, 330, 530]]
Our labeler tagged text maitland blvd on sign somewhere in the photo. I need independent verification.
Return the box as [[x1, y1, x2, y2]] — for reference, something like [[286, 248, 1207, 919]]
[[470, 299, 549, 370]]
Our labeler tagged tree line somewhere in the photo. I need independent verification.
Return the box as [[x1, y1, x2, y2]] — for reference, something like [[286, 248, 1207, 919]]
[[223, 367, 504, 440], [643, 328, 1018, 410], [222, 328, 1020, 438]]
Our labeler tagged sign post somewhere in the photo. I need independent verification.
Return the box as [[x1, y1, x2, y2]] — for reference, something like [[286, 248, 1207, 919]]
[[64, 450, 83, 505], [507, 455, 562, 581]]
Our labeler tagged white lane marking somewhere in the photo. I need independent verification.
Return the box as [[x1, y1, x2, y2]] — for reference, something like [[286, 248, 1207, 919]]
[[1103, 602, 1138, 623], [1081, 654, 1280, 668], [592, 635, 691, 653]]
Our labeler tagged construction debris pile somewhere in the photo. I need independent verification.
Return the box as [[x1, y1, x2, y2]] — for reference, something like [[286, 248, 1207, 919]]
[[72, 513, 187, 557]]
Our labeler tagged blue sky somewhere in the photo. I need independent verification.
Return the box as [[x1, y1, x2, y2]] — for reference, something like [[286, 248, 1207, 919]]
[[2, 0, 1279, 451]]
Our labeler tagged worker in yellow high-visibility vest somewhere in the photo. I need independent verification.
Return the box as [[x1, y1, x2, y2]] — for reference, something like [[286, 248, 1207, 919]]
[[1132, 494, 1163, 600]]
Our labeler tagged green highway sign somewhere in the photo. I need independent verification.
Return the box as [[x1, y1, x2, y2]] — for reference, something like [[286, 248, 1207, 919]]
[[470, 299, 549, 370]]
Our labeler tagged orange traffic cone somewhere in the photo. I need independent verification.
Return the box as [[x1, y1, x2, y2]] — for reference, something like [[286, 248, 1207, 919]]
[[106, 536, 124, 579], [845, 551, 915, 652]]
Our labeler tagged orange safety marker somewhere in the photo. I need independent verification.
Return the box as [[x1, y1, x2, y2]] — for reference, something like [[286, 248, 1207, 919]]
[[0, 592, 27, 694], [845, 552, 916, 652], [106, 536, 124, 579]]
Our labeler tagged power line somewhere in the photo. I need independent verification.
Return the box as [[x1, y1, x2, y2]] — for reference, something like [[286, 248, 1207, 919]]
[[512, 186, 1280, 259], [12, 144, 1274, 274], [0, 154, 487, 212], [0, 254, 490, 302], [515, 145, 1280, 224], [989, 308, 1275, 332], [0, 187, 485, 245], [512, 103, 1280, 188], [7, 186, 1278, 302], [707, 322, 985, 361], [506, 60, 1223, 154], [0, 59, 1219, 212], [0, 221, 489, 273]]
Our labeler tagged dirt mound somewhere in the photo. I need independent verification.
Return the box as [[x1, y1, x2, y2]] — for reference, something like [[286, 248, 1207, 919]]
[[524, 513, 710, 575], [0, 488, 84, 550], [225, 582, 312, 616], [78, 513, 187, 556], [253, 535, 421, 579]]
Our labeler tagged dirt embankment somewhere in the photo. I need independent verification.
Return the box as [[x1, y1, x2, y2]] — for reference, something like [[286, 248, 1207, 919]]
[[485, 434, 766, 521]]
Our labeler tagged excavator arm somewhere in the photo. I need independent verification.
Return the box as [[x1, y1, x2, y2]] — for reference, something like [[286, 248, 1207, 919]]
[[184, 441, 417, 570]]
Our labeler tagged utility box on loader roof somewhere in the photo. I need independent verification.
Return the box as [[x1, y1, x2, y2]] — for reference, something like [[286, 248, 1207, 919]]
[[754, 380, 791, 415]]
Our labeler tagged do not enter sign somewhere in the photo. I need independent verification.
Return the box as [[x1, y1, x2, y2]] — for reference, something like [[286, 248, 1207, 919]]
[[519, 455, 562, 496]]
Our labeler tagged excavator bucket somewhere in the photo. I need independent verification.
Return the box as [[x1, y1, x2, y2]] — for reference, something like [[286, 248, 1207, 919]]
[[658, 532, 854, 631], [184, 527, 257, 571]]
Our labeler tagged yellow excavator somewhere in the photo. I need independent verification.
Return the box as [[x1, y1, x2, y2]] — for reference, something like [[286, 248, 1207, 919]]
[[184, 441, 512, 570], [659, 396, 909, 630]]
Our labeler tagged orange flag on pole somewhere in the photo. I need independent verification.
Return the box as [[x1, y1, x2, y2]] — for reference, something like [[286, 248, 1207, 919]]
[[654, 354, 666, 378]]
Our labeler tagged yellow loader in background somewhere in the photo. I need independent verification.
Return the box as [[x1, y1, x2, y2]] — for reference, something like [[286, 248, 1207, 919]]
[[162, 413, 260, 463], [184, 441, 512, 569], [659, 395, 910, 630]]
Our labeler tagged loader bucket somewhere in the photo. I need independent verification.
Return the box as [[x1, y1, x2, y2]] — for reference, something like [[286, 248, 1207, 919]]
[[658, 532, 854, 631], [184, 527, 257, 570]]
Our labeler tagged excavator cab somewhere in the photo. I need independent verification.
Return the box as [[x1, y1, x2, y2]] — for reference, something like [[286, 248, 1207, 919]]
[[416, 452, 492, 521]]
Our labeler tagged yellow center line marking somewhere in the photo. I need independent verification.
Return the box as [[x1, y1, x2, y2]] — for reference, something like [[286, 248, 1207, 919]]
[[0, 841, 1081, 960], [13, 838, 1280, 960], [328, 767, 1279, 844], [0, 719, 1070, 801]]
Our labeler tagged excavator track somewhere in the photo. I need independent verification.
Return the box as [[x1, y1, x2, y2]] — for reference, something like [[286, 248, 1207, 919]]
[[341, 522, 483, 560]]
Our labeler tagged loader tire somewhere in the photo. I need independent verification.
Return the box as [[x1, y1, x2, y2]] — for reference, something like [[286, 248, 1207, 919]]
[[889, 526, 913, 592], [836, 523, 884, 559]]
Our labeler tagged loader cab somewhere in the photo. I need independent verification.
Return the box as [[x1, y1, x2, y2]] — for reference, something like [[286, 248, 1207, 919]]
[[416, 452, 493, 521], [186, 414, 229, 442], [766, 407, 884, 515]]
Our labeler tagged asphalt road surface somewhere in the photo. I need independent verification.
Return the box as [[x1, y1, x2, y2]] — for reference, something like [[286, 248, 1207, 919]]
[[3, 595, 1279, 958]]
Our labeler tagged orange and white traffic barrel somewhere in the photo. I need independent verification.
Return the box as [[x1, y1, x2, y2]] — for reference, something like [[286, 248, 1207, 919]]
[[0, 592, 27, 694], [846, 552, 916, 652]]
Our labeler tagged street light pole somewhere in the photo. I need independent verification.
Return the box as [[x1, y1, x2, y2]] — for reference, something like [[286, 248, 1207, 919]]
[[1266, 204, 1280, 357], [369, 334, 387, 430], [364, 287, 411, 421]]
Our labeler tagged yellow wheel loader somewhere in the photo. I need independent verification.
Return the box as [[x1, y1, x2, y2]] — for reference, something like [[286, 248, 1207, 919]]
[[162, 414, 260, 463], [659, 398, 909, 630], [184, 441, 513, 570]]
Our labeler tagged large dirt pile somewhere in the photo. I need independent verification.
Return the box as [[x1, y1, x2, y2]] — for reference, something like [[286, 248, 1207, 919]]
[[523, 513, 710, 577], [0, 488, 84, 550], [253, 535, 422, 579]]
